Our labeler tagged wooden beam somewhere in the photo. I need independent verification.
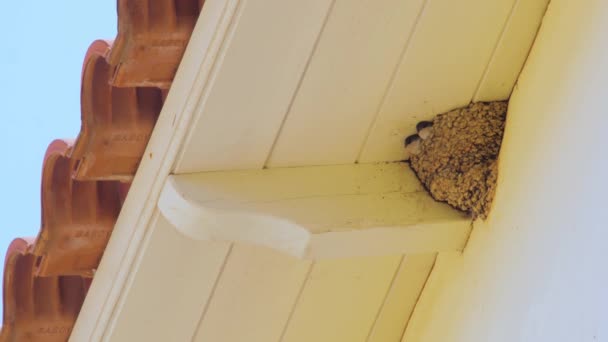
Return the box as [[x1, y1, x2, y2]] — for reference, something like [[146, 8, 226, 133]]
[[158, 163, 471, 259]]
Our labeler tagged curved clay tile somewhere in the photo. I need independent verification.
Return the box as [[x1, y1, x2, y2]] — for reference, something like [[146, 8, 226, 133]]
[[1, 1, 203, 339], [72, 40, 164, 181], [108, 0, 204, 88], [0, 238, 91, 342], [33, 140, 124, 277]]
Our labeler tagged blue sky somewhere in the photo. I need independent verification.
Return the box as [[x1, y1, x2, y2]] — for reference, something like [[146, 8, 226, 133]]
[[0, 1, 116, 312]]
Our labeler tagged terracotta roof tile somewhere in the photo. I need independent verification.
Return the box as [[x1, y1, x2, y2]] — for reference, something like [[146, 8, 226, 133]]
[[0, 238, 91, 342], [73, 40, 165, 181], [0, 0, 203, 339], [34, 140, 125, 277], [108, 0, 204, 88]]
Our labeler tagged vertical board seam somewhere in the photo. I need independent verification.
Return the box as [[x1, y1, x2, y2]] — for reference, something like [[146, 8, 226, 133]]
[[173, 0, 246, 171], [364, 255, 407, 342], [460, 221, 476, 254], [101, 211, 163, 341], [471, 0, 521, 102], [399, 253, 437, 341], [355, 0, 430, 163], [277, 261, 315, 342], [263, 0, 338, 168], [190, 243, 234, 342], [504, 0, 552, 94]]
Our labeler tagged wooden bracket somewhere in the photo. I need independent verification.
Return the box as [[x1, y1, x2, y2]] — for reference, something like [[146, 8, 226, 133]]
[[159, 163, 471, 259]]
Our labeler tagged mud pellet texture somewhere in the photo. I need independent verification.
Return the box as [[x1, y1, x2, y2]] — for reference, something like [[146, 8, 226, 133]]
[[409, 101, 507, 219]]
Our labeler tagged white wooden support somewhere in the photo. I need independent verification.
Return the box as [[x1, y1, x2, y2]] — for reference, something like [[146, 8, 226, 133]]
[[159, 163, 471, 259]]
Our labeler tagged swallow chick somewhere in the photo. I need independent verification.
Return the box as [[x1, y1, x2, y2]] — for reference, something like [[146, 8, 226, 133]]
[[403, 134, 422, 160], [416, 121, 433, 140]]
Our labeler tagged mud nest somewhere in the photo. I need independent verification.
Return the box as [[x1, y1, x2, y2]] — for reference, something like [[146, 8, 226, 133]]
[[405, 101, 508, 219]]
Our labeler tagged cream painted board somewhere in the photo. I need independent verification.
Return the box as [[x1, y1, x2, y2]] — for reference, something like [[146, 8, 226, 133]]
[[174, 0, 334, 173], [366, 254, 436, 342], [158, 163, 470, 258], [474, 0, 550, 101], [266, 0, 425, 167], [281, 256, 402, 342], [193, 244, 311, 342], [400, 252, 461, 342], [308, 223, 469, 259], [170, 163, 426, 198], [359, 0, 516, 162], [104, 215, 231, 342]]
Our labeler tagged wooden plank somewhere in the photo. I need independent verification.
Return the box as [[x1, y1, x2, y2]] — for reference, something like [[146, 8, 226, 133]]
[[174, 0, 334, 173], [281, 256, 402, 342], [358, 0, 516, 163], [170, 163, 425, 200], [266, 0, 426, 167], [105, 215, 231, 342], [158, 163, 469, 259], [367, 254, 436, 342], [193, 244, 311, 342], [474, 0, 550, 101], [162, 170, 463, 234], [400, 252, 461, 342], [309, 223, 469, 259]]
